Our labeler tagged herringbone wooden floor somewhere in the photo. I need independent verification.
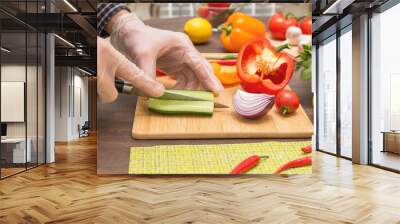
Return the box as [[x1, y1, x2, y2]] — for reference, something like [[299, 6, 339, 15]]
[[1, 135, 400, 224]]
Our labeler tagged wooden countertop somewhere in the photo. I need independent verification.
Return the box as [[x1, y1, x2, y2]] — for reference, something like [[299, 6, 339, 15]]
[[97, 17, 313, 174]]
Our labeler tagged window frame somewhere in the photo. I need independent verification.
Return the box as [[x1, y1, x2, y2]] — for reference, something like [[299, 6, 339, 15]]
[[315, 19, 353, 161], [367, 0, 400, 173]]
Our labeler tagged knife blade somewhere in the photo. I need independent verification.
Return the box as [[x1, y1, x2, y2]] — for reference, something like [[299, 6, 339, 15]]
[[115, 80, 229, 108]]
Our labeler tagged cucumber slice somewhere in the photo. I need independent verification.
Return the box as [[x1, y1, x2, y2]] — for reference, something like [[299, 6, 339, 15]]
[[158, 89, 214, 101], [148, 98, 214, 115]]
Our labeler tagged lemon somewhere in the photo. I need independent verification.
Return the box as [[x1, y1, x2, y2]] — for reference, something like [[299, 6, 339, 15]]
[[184, 17, 212, 44]]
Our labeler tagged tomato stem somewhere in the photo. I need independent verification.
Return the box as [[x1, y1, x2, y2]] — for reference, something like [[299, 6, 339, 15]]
[[281, 106, 289, 115], [285, 12, 296, 19]]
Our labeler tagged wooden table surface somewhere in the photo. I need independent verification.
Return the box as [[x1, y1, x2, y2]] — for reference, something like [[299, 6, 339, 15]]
[[97, 17, 313, 174]]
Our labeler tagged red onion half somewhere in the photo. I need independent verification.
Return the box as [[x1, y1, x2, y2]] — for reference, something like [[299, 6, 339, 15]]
[[233, 89, 275, 119]]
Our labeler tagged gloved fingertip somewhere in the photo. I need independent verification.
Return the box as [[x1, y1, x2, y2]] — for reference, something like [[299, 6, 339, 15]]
[[148, 83, 165, 97], [217, 82, 225, 92], [210, 79, 224, 96], [213, 86, 224, 96], [99, 88, 118, 104]]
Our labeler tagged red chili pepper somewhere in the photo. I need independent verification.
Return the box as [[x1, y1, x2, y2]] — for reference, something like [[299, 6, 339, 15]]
[[273, 156, 312, 174], [230, 155, 268, 174], [301, 145, 312, 153], [209, 59, 237, 66]]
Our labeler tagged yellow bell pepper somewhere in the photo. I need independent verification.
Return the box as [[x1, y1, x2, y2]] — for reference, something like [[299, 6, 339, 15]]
[[211, 62, 240, 86]]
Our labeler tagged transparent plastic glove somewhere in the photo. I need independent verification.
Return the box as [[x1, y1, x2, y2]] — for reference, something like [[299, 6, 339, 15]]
[[110, 13, 224, 95], [97, 37, 165, 103]]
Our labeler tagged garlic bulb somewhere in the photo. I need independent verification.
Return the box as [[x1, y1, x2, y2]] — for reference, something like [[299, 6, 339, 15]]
[[285, 26, 302, 46]]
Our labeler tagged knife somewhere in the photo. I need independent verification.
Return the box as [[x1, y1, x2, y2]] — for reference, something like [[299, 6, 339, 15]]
[[115, 80, 229, 108]]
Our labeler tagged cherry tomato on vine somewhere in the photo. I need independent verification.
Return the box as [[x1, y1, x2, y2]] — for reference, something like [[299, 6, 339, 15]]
[[299, 16, 312, 35], [268, 12, 298, 40]]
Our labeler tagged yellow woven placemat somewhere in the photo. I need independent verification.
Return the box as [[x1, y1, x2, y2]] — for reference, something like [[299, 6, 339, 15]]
[[129, 141, 311, 174]]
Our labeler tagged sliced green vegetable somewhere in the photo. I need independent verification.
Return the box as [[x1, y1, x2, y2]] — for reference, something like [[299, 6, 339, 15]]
[[222, 54, 238, 60], [148, 89, 215, 115], [158, 89, 214, 101], [148, 98, 214, 115]]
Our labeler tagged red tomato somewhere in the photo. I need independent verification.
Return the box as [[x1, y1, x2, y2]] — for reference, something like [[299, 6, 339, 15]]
[[268, 12, 298, 40], [208, 3, 231, 8], [299, 16, 312, 35], [197, 5, 209, 18], [275, 90, 300, 115]]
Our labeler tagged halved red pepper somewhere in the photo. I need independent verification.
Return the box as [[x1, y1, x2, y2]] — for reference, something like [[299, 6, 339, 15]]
[[237, 37, 295, 95]]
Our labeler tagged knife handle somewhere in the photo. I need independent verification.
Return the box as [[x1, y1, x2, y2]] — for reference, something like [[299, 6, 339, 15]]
[[115, 79, 137, 95]]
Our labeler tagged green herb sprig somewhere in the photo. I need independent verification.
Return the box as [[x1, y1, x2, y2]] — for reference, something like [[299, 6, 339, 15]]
[[296, 45, 311, 80], [276, 43, 312, 81]]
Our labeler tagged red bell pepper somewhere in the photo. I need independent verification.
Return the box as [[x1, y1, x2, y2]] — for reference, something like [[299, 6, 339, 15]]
[[237, 37, 295, 95]]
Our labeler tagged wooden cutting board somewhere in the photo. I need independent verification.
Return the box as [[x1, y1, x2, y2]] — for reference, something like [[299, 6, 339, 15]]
[[132, 81, 313, 140], [132, 48, 312, 139]]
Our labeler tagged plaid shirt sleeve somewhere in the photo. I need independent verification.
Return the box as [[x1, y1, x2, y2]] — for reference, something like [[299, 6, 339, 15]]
[[97, 3, 131, 37]]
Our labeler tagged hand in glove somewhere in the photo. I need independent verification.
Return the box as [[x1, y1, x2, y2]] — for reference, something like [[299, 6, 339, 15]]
[[110, 13, 224, 95], [97, 37, 165, 103]]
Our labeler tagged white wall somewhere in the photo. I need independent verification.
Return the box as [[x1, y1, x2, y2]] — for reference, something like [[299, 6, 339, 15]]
[[1, 65, 33, 138], [55, 66, 70, 141], [71, 73, 89, 138], [54, 67, 89, 141], [1, 64, 46, 164], [1, 66, 25, 128]]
